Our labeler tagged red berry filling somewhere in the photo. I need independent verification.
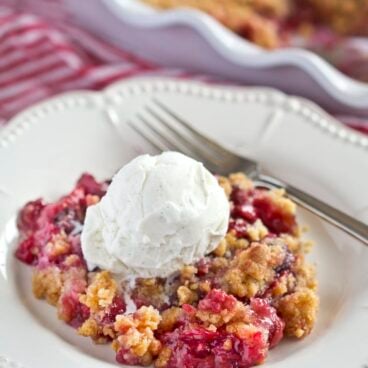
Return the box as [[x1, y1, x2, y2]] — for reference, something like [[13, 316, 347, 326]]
[[59, 293, 90, 327], [15, 236, 38, 265], [228, 217, 249, 238], [253, 193, 296, 235], [159, 290, 284, 368], [17, 199, 45, 235], [116, 348, 141, 366], [161, 326, 267, 368], [77, 173, 108, 197], [101, 296, 126, 324], [229, 187, 297, 236], [198, 289, 237, 314], [250, 298, 284, 348]]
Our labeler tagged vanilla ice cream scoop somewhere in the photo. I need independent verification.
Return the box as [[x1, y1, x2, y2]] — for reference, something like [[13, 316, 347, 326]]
[[81, 151, 230, 278]]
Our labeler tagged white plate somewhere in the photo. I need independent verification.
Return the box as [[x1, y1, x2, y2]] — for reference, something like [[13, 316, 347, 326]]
[[0, 78, 367, 368], [64, 0, 368, 116]]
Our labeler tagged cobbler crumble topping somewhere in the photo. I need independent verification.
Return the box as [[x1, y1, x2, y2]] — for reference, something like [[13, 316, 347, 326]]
[[15, 172, 318, 367], [142, 0, 368, 48]]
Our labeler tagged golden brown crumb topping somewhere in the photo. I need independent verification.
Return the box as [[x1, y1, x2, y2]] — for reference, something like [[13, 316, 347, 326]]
[[143, 0, 368, 49], [32, 267, 62, 305], [196, 299, 250, 327], [228, 172, 254, 190], [224, 242, 276, 298], [177, 285, 198, 305], [276, 288, 319, 337], [78, 318, 99, 337], [44, 232, 71, 260], [155, 347, 172, 368], [142, 0, 288, 48], [80, 271, 117, 312], [158, 307, 183, 333], [114, 306, 162, 363], [225, 232, 250, 251], [303, 0, 368, 35], [180, 265, 198, 281]]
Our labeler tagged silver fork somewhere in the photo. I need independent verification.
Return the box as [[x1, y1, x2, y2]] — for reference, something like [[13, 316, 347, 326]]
[[128, 98, 368, 246]]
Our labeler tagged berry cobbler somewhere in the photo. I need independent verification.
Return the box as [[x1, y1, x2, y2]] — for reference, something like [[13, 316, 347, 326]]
[[15, 152, 318, 368]]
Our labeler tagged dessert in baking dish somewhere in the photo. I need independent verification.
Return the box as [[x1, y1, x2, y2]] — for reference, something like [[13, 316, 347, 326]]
[[143, 0, 368, 48]]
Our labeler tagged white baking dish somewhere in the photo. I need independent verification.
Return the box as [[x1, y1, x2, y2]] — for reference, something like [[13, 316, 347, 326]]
[[64, 0, 368, 116]]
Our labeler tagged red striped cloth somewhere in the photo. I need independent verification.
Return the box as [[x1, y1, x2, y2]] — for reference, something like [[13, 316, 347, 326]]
[[0, 1, 366, 135], [0, 3, 197, 125]]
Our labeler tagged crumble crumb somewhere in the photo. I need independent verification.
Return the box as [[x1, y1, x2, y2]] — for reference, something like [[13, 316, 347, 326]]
[[132, 278, 166, 309], [78, 318, 99, 337], [159, 307, 182, 333], [268, 188, 296, 215], [246, 219, 269, 241], [85, 194, 100, 206], [280, 234, 301, 252], [177, 285, 198, 305], [80, 271, 117, 312], [57, 266, 88, 323], [225, 232, 249, 250], [32, 267, 62, 305], [217, 176, 232, 198], [213, 238, 227, 257], [295, 262, 318, 291], [210, 256, 229, 272], [114, 306, 162, 360], [199, 280, 212, 293], [270, 273, 296, 297], [226, 321, 261, 340], [63, 254, 82, 267], [276, 288, 319, 338], [195, 290, 250, 327], [223, 338, 233, 351], [180, 265, 198, 281], [155, 347, 172, 368], [224, 242, 275, 298], [229, 173, 254, 190], [44, 232, 71, 260]]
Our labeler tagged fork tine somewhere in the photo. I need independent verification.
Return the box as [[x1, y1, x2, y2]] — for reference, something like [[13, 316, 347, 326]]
[[152, 98, 236, 160], [127, 119, 167, 152], [134, 113, 221, 173], [144, 106, 225, 167], [136, 112, 186, 152]]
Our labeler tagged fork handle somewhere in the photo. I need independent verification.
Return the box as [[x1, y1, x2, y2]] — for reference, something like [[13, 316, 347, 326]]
[[256, 175, 368, 246]]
